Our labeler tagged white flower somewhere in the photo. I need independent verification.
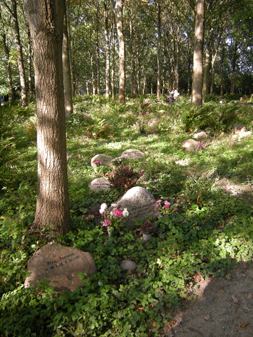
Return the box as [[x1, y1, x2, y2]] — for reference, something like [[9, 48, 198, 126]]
[[123, 208, 129, 217], [99, 203, 107, 214]]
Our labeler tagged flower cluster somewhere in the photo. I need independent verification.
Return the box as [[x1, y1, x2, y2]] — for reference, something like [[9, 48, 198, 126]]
[[106, 164, 144, 193], [99, 203, 129, 236], [111, 156, 126, 164], [155, 199, 182, 215], [197, 142, 206, 150], [138, 221, 154, 234], [93, 160, 102, 165]]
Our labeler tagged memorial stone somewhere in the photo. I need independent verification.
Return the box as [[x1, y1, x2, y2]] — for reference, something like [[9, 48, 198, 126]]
[[121, 149, 145, 160], [193, 131, 209, 140], [91, 154, 113, 167], [24, 244, 96, 292], [89, 178, 111, 191], [114, 186, 159, 228], [120, 260, 137, 271]]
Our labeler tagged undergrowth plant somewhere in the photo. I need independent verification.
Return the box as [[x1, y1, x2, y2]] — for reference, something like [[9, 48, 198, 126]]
[[1, 96, 253, 336]]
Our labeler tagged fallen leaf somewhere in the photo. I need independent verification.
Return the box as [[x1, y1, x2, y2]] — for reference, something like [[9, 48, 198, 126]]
[[241, 274, 246, 277], [238, 322, 248, 329], [181, 173, 186, 176], [247, 293, 253, 299], [232, 295, 239, 303], [135, 304, 144, 311], [225, 274, 231, 280], [219, 290, 225, 293]]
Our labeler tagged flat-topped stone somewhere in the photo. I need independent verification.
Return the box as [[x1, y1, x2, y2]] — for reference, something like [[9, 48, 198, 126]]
[[114, 186, 159, 228], [121, 149, 145, 159], [120, 260, 137, 271], [24, 244, 96, 292], [89, 178, 111, 191], [91, 154, 113, 167]]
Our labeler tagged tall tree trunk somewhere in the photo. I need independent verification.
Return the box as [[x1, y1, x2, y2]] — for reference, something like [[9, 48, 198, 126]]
[[2, 30, 14, 103], [96, 5, 100, 95], [129, 18, 136, 98], [192, 0, 205, 106], [91, 53, 96, 95], [24, 0, 71, 237], [104, 2, 110, 98], [220, 44, 225, 96], [62, 8, 73, 117], [27, 29, 33, 101], [111, 20, 116, 100], [203, 35, 210, 100], [137, 56, 141, 95], [157, 1, 161, 101], [230, 40, 237, 94], [116, 0, 125, 104], [174, 38, 179, 90], [85, 63, 89, 95], [11, 0, 28, 107]]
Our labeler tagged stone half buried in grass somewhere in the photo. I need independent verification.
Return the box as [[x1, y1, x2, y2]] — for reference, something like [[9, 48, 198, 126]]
[[193, 131, 209, 140], [91, 154, 113, 167], [181, 139, 206, 151], [114, 186, 159, 228], [121, 149, 145, 160], [24, 244, 96, 292]]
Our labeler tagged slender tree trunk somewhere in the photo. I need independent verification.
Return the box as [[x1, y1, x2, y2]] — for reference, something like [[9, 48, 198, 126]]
[[2, 30, 14, 103], [157, 1, 161, 101], [27, 29, 33, 101], [187, 39, 191, 96], [116, 0, 125, 104], [104, 2, 110, 98], [91, 53, 96, 95], [192, 0, 205, 106], [24, 0, 71, 236], [174, 39, 179, 90], [96, 5, 100, 95], [12, 0, 28, 107], [85, 63, 89, 95], [203, 35, 210, 100], [62, 8, 73, 117], [111, 20, 115, 100], [230, 40, 237, 94], [220, 45, 225, 96], [142, 76, 146, 95]]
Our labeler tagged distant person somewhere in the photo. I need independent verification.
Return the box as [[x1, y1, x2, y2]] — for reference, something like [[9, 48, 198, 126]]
[[174, 89, 180, 100]]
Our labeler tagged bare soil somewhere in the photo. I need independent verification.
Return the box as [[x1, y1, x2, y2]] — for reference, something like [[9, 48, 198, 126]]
[[163, 260, 253, 337]]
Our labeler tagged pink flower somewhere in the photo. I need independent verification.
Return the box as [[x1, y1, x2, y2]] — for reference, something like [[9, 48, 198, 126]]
[[155, 204, 159, 211], [173, 207, 178, 211], [113, 209, 123, 217], [163, 203, 170, 210], [178, 202, 182, 206], [103, 219, 111, 227], [156, 200, 162, 203]]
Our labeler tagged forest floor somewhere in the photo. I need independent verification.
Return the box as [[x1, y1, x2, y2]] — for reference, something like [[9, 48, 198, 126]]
[[166, 184, 253, 337], [167, 260, 253, 337]]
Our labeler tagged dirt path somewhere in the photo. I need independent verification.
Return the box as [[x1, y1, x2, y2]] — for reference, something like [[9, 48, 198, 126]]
[[165, 262, 253, 336]]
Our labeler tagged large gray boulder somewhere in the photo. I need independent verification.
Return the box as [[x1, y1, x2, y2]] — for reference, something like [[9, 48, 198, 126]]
[[121, 149, 145, 160], [24, 244, 96, 292]]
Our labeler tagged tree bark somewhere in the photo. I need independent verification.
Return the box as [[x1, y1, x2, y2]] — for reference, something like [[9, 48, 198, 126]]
[[220, 44, 225, 96], [24, 0, 71, 237], [104, 2, 110, 98], [157, 1, 161, 101], [2, 28, 14, 103], [11, 0, 28, 107], [129, 17, 136, 98], [116, 0, 125, 104], [91, 53, 96, 95], [202, 34, 210, 100], [62, 7, 73, 117], [192, 0, 205, 106], [230, 40, 237, 94]]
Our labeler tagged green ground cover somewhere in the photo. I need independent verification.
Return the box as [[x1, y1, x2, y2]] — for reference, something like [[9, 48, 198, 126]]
[[1, 94, 253, 336]]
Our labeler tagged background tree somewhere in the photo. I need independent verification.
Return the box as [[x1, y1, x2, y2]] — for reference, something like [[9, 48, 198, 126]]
[[24, 0, 72, 237]]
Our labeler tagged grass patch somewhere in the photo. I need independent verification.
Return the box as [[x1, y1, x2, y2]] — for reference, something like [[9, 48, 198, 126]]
[[1, 95, 253, 336]]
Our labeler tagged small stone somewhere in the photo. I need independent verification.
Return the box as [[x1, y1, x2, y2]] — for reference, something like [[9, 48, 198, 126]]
[[91, 154, 113, 167], [120, 260, 137, 271], [89, 178, 111, 191], [193, 131, 209, 140], [181, 139, 200, 151], [121, 149, 145, 159], [24, 244, 96, 292]]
